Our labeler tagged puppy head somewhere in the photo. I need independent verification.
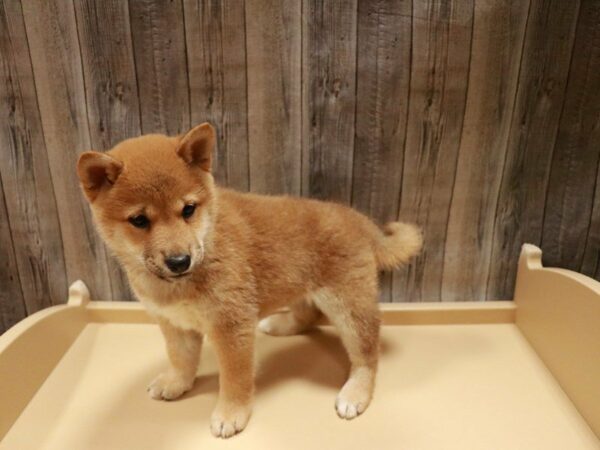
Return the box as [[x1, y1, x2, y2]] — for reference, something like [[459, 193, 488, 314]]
[[77, 122, 216, 281]]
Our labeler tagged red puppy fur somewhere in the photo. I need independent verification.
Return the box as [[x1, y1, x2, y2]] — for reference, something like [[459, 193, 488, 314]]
[[77, 123, 422, 438]]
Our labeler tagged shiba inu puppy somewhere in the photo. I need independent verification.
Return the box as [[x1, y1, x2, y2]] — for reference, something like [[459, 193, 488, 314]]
[[76, 123, 422, 438]]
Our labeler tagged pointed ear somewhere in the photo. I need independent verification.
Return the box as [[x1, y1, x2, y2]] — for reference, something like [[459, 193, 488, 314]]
[[176, 122, 216, 172], [77, 151, 123, 202]]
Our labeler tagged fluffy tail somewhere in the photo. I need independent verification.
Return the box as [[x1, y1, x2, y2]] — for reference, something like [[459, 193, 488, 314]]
[[373, 222, 422, 271]]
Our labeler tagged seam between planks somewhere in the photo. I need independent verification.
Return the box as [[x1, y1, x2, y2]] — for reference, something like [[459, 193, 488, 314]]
[[0, 170, 27, 315], [72, 0, 119, 300], [539, 0, 583, 252], [485, 0, 533, 298], [439, 0, 475, 301], [19, 0, 68, 300]]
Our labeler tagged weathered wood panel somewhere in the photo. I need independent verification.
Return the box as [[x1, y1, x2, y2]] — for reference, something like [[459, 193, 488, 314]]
[[184, 0, 249, 191], [351, 0, 412, 302], [442, 0, 530, 301], [393, 0, 474, 303], [581, 0, 600, 280], [0, 176, 26, 331], [0, 0, 67, 310], [246, 0, 301, 195], [542, 0, 600, 272], [352, 0, 411, 222], [583, 173, 600, 280], [1, 0, 600, 333], [487, 0, 580, 300], [302, 0, 358, 203], [129, 0, 190, 135], [74, 0, 142, 300], [21, 0, 114, 300]]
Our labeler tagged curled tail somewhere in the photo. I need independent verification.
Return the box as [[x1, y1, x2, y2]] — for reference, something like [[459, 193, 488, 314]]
[[373, 222, 422, 271]]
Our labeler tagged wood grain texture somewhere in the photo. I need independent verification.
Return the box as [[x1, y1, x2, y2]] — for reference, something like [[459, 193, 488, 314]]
[[487, 0, 580, 300], [352, 0, 411, 221], [21, 0, 114, 300], [302, 0, 358, 203], [542, 0, 600, 272], [2, 0, 600, 333], [582, 172, 600, 280], [129, 0, 190, 135], [351, 0, 411, 302], [246, 0, 301, 195], [392, 0, 474, 303], [442, 0, 530, 301], [0, 176, 26, 333], [74, 0, 141, 300], [0, 0, 67, 311], [184, 0, 249, 191], [581, 2, 600, 280]]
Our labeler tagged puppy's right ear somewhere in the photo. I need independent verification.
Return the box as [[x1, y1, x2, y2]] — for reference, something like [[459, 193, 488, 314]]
[[77, 151, 123, 202]]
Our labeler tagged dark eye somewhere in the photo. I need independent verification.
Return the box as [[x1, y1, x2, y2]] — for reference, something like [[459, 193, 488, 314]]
[[128, 215, 150, 229], [182, 204, 196, 219]]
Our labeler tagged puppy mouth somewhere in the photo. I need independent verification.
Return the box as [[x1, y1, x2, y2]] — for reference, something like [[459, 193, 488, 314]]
[[148, 270, 190, 283], [169, 272, 191, 279], [150, 268, 192, 282], [149, 264, 195, 282], [144, 260, 180, 282], [144, 245, 203, 281], [148, 269, 172, 282]]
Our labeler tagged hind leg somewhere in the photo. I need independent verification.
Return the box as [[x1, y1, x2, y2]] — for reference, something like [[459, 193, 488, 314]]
[[311, 285, 380, 419], [258, 298, 321, 336]]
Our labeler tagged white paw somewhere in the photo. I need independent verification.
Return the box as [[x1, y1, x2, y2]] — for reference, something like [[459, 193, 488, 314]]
[[335, 396, 365, 419], [210, 403, 251, 438], [335, 378, 372, 420], [258, 316, 277, 335], [147, 372, 193, 401], [258, 313, 298, 336]]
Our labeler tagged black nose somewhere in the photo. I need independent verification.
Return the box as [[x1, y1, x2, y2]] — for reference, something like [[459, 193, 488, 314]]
[[164, 254, 191, 274]]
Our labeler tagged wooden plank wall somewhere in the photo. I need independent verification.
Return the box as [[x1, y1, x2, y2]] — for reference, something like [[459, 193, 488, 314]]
[[1, 0, 599, 332]]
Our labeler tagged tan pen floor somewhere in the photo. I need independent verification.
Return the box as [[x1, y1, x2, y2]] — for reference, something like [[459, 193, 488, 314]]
[[1, 322, 598, 450]]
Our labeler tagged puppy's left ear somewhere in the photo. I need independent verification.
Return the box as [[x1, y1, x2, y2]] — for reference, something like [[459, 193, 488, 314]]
[[176, 122, 216, 173]]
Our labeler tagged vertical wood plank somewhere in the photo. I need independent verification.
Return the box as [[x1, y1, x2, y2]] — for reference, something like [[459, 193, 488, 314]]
[[74, 0, 142, 300], [487, 0, 580, 300], [0, 176, 26, 334], [21, 0, 114, 300], [74, 1, 141, 154], [582, 168, 600, 280], [0, 0, 68, 311], [351, 0, 411, 302], [441, 0, 529, 301], [352, 0, 411, 222], [542, 0, 600, 273], [184, 0, 249, 191], [302, 0, 358, 203], [393, 0, 474, 302], [246, 0, 301, 195], [129, 0, 190, 135]]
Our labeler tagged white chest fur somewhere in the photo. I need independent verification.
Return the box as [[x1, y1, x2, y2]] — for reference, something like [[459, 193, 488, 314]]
[[138, 295, 210, 332]]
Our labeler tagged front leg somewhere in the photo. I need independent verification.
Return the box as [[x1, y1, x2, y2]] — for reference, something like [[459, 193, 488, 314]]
[[209, 323, 255, 438], [148, 317, 203, 400]]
